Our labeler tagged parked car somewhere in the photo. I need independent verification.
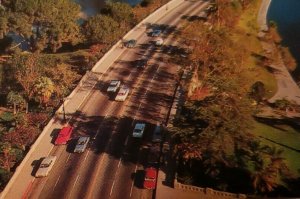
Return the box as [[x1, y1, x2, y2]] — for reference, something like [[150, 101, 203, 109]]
[[143, 167, 157, 189], [107, 80, 121, 92], [115, 86, 130, 101], [152, 123, 162, 143], [132, 123, 146, 138], [74, 136, 90, 153], [136, 59, 148, 69], [151, 29, 162, 37], [35, 156, 57, 177], [125, 39, 137, 48]]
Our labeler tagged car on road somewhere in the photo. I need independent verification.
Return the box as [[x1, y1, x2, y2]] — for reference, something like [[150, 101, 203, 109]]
[[107, 80, 121, 92], [74, 136, 90, 153], [35, 156, 57, 177], [155, 38, 164, 46], [143, 167, 157, 189], [136, 59, 148, 69], [151, 29, 162, 37], [55, 126, 73, 145], [147, 144, 160, 165], [152, 123, 162, 143], [132, 123, 146, 138], [125, 39, 137, 48], [115, 85, 130, 101]]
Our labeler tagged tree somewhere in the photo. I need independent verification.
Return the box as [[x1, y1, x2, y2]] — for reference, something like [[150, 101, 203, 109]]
[[44, 63, 80, 99], [6, 91, 26, 114], [14, 53, 41, 101], [84, 14, 121, 44], [4, 0, 82, 52], [33, 76, 54, 105], [103, 2, 135, 30], [251, 146, 288, 194]]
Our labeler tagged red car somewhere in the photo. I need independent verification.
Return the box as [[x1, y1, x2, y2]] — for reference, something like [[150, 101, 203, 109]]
[[143, 167, 157, 189], [54, 126, 73, 145]]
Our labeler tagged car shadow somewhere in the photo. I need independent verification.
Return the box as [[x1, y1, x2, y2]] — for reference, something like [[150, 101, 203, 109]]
[[133, 169, 145, 189], [31, 158, 43, 177], [50, 128, 61, 144]]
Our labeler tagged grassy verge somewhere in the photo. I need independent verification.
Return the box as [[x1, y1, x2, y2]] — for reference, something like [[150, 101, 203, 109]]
[[253, 121, 300, 176], [235, 0, 277, 98]]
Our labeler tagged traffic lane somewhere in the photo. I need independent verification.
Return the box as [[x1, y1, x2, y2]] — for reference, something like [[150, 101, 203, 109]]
[[82, 116, 134, 199], [28, 88, 116, 198], [29, 0, 205, 197], [60, 45, 150, 199], [62, 102, 126, 199]]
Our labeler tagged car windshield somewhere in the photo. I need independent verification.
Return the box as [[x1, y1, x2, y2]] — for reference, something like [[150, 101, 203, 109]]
[[40, 162, 51, 168], [78, 140, 86, 145], [134, 129, 142, 134]]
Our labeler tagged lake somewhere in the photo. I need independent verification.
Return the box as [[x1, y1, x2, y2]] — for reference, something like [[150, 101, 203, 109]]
[[267, 0, 300, 79], [74, 0, 142, 18]]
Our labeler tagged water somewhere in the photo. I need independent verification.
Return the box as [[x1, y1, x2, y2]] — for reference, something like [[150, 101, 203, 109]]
[[267, 0, 300, 78], [74, 0, 142, 18]]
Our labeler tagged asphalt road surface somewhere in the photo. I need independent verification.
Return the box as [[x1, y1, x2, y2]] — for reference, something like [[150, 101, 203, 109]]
[[27, 1, 208, 199]]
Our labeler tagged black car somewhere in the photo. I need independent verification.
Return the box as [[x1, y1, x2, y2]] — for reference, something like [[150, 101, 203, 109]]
[[125, 39, 137, 48], [136, 59, 148, 68]]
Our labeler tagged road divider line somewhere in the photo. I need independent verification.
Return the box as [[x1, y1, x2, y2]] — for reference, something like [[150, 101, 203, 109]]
[[110, 180, 115, 196], [68, 175, 80, 199], [129, 180, 135, 197], [84, 150, 90, 162], [66, 153, 71, 163], [53, 175, 61, 191], [117, 158, 122, 168]]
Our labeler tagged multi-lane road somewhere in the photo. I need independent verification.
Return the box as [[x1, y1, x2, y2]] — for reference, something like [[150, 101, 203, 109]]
[[25, 1, 209, 199]]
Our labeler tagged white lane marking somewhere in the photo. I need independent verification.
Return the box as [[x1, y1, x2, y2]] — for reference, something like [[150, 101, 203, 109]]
[[125, 136, 129, 145], [110, 180, 115, 196], [46, 145, 54, 156], [84, 150, 90, 162], [117, 158, 122, 168], [68, 174, 80, 199], [53, 175, 61, 191], [129, 181, 135, 197], [66, 153, 71, 163], [130, 165, 138, 197]]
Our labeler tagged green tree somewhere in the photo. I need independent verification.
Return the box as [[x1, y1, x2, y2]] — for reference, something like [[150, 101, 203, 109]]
[[4, 0, 81, 52], [6, 91, 26, 114], [84, 14, 121, 44], [103, 2, 135, 30], [44, 63, 80, 99], [33, 76, 54, 105]]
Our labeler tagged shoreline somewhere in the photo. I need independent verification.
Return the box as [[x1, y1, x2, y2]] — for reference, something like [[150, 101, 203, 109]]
[[257, 0, 272, 31]]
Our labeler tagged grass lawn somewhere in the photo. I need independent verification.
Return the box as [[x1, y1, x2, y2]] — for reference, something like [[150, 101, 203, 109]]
[[234, 0, 277, 98], [253, 121, 300, 176]]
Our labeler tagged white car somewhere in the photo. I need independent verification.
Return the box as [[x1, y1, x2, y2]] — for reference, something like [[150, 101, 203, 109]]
[[132, 123, 146, 138], [74, 136, 90, 153], [35, 156, 57, 177], [107, 80, 121, 92], [155, 38, 163, 46], [115, 86, 130, 101]]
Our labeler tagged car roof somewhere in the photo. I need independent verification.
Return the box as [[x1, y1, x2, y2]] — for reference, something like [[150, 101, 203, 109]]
[[42, 156, 56, 164], [145, 167, 157, 178], [110, 80, 120, 84], [59, 126, 73, 136], [135, 123, 145, 130], [78, 136, 89, 142]]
